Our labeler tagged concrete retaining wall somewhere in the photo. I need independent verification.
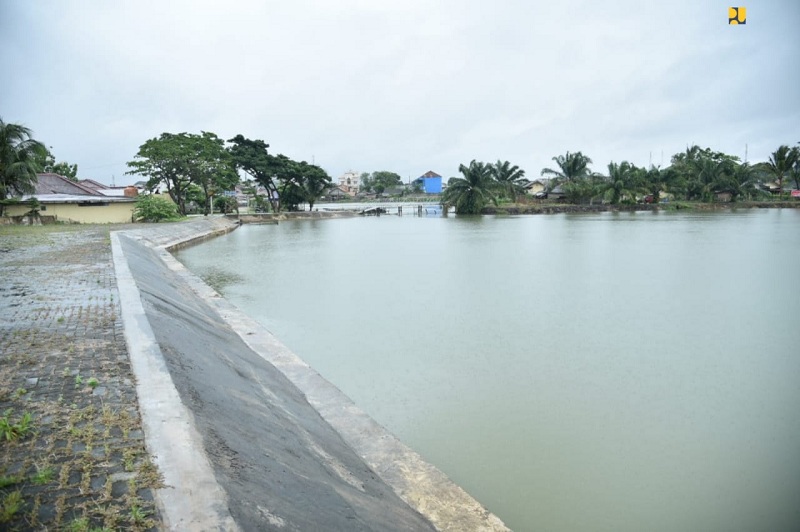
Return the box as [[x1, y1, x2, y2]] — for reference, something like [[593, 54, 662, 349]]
[[112, 218, 508, 531]]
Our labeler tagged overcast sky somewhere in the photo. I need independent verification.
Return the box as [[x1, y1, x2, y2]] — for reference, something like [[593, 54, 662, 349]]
[[2, 0, 798, 185]]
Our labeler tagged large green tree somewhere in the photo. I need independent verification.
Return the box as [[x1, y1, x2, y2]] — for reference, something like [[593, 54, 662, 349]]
[[442, 160, 497, 214], [668, 145, 740, 200], [492, 160, 526, 201], [0, 118, 47, 215], [274, 155, 305, 211], [126, 131, 237, 216], [186, 132, 238, 215], [275, 158, 333, 211], [127, 133, 193, 215], [300, 163, 332, 211], [361, 171, 402, 194], [228, 135, 283, 212], [31, 146, 79, 181], [52, 161, 78, 181]]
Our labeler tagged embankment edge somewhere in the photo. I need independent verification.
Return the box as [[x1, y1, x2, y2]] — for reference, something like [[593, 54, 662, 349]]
[[115, 218, 509, 532]]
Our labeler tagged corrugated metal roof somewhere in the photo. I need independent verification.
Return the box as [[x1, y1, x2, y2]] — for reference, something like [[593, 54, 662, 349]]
[[21, 194, 135, 204]]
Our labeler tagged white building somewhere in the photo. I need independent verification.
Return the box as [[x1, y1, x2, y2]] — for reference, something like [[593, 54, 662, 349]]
[[337, 171, 361, 195]]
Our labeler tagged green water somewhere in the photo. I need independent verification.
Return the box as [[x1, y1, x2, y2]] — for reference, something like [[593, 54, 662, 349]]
[[176, 209, 800, 531]]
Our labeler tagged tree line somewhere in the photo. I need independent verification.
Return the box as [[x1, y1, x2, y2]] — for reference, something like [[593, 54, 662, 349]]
[[3, 116, 798, 218], [126, 132, 333, 216], [443, 145, 800, 214], [1, 118, 334, 218]]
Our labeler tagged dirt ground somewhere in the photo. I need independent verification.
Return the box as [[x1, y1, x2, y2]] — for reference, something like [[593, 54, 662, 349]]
[[0, 224, 162, 531]]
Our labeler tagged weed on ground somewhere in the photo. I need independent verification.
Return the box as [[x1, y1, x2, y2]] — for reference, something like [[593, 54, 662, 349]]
[[0, 225, 162, 530]]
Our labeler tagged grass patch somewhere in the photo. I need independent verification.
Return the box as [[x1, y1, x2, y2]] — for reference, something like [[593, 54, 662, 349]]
[[0, 409, 33, 441], [30, 465, 54, 485], [0, 475, 22, 489], [0, 490, 23, 523], [64, 515, 109, 532], [129, 503, 151, 527], [122, 448, 137, 472], [65, 516, 89, 531]]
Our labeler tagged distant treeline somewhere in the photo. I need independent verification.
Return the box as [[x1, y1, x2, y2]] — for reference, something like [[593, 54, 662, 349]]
[[3, 117, 798, 218], [442, 145, 800, 214]]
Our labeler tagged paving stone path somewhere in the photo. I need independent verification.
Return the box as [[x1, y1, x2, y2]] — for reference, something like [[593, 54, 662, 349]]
[[0, 224, 161, 531]]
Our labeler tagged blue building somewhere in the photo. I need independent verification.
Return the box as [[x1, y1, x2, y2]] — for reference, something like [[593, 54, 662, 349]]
[[413, 171, 442, 194]]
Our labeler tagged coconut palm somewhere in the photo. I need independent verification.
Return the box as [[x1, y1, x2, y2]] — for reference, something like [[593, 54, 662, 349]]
[[0, 118, 47, 214], [690, 156, 735, 201], [442, 160, 497, 214], [637, 165, 675, 203], [724, 162, 762, 201], [765, 145, 798, 196], [784, 145, 800, 190], [492, 160, 526, 202], [540, 151, 593, 185], [601, 161, 639, 204]]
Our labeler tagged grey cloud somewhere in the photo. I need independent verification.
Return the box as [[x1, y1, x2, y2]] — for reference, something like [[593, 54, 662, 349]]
[[1, 0, 797, 184]]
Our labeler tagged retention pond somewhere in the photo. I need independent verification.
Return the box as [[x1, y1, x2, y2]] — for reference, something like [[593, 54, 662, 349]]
[[175, 209, 800, 531]]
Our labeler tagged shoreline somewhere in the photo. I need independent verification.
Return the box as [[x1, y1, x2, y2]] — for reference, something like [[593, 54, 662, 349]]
[[1, 218, 508, 530], [480, 200, 800, 215], [114, 218, 509, 531]]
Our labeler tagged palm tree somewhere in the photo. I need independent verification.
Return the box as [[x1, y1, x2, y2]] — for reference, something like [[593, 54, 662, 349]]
[[637, 165, 675, 203], [787, 145, 800, 190], [725, 162, 761, 201], [689, 156, 736, 201], [442, 160, 497, 214], [492, 160, 526, 202], [601, 161, 639, 204], [540, 151, 593, 185], [0, 118, 47, 215], [765, 145, 798, 196]]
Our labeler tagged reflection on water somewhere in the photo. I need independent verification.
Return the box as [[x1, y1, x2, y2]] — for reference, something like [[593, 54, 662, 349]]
[[176, 210, 800, 532]]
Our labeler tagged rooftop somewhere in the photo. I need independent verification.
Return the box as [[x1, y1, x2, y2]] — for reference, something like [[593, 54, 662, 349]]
[[34, 173, 101, 196]]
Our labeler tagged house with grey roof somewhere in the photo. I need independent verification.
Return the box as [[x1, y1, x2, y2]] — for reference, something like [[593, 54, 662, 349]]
[[4, 173, 138, 223]]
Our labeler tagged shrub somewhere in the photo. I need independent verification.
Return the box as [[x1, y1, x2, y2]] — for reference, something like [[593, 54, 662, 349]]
[[214, 195, 238, 214], [133, 195, 180, 222]]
